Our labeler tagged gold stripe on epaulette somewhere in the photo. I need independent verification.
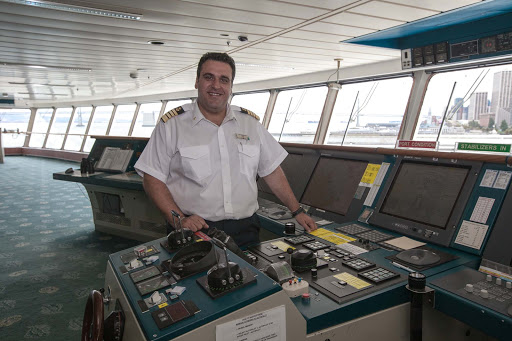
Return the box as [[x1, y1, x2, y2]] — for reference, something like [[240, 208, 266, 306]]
[[240, 107, 260, 121], [160, 106, 186, 123]]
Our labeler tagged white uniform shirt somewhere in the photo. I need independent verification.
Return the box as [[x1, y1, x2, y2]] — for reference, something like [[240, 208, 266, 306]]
[[135, 102, 287, 221]]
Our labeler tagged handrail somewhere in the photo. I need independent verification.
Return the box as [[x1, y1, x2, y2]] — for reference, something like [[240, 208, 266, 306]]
[[281, 142, 512, 166]]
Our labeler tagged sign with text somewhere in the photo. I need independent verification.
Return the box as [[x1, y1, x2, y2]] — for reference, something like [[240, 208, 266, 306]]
[[457, 142, 511, 153], [397, 140, 437, 149], [216, 305, 286, 341]]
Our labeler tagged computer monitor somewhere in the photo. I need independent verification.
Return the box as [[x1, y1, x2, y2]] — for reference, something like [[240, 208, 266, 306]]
[[297, 149, 392, 223], [370, 156, 481, 246], [480, 182, 512, 269], [301, 157, 368, 216], [257, 149, 319, 204]]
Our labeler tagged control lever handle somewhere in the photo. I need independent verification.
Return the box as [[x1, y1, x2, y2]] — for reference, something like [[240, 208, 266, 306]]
[[171, 210, 187, 245], [211, 237, 232, 283], [99, 286, 112, 305]]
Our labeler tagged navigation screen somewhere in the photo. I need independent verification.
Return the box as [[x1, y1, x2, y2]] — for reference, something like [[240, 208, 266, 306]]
[[380, 162, 470, 229], [300, 157, 368, 216], [258, 153, 305, 198]]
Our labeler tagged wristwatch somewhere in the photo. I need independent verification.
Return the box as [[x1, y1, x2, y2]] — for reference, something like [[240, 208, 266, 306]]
[[291, 206, 305, 217]]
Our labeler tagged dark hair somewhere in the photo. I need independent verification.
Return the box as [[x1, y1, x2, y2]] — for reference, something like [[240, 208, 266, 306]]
[[197, 52, 236, 83]]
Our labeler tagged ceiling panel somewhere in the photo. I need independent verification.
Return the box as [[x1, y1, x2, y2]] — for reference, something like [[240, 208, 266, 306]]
[[321, 12, 405, 30], [385, 0, 481, 12], [0, 0, 494, 105], [349, 1, 440, 22]]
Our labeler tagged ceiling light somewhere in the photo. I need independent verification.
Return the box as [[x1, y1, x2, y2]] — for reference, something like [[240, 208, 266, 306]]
[[18, 92, 69, 96], [9, 82, 74, 87], [235, 63, 295, 71], [1, 0, 142, 20], [1, 62, 92, 71]]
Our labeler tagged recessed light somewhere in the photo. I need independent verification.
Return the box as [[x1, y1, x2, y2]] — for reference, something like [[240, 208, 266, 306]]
[[148, 40, 165, 45], [220, 34, 229, 37]]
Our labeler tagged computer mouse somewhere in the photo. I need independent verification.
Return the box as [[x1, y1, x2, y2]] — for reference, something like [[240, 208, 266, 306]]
[[65, 168, 74, 174]]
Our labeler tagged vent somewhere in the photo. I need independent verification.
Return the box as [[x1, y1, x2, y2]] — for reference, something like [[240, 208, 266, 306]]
[[96, 212, 131, 227]]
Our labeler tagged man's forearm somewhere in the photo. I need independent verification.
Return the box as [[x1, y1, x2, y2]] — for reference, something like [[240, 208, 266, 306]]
[[262, 166, 318, 232], [142, 173, 183, 226]]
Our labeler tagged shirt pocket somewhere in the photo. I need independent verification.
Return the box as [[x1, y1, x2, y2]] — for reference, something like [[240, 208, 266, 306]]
[[238, 144, 260, 177], [179, 145, 211, 183]]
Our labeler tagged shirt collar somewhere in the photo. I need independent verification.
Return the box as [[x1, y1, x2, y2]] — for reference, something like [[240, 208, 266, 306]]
[[190, 102, 238, 127]]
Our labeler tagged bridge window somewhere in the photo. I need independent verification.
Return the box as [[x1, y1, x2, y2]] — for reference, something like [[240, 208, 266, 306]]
[[415, 64, 512, 151], [64, 106, 92, 151], [132, 102, 163, 137], [109, 104, 136, 137], [231, 92, 270, 123], [84, 105, 114, 152], [163, 99, 192, 115], [46, 107, 73, 149], [0, 109, 30, 147], [29, 108, 53, 148], [268, 86, 328, 144], [326, 77, 413, 147]]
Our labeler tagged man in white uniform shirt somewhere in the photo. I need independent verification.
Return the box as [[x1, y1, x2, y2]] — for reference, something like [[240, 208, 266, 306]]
[[135, 52, 317, 247]]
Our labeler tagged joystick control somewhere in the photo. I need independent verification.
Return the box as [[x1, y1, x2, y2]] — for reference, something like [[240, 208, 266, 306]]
[[291, 249, 316, 272], [207, 238, 244, 291], [167, 210, 194, 249]]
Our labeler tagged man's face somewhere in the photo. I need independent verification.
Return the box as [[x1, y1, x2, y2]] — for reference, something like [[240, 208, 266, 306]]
[[195, 60, 233, 115]]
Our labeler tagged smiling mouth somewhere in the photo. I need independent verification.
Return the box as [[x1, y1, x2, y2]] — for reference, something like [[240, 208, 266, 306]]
[[208, 92, 223, 96]]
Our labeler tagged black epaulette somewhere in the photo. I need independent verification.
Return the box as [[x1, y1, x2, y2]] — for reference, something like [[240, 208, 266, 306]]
[[161, 106, 185, 123], [240, 107, 260, 121]]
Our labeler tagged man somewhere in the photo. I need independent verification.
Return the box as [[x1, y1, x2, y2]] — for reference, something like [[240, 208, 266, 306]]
[[135, 52, 317, 247]]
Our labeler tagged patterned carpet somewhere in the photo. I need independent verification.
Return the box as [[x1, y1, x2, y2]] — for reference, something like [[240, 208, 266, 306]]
[[0, 156, 139, 340]]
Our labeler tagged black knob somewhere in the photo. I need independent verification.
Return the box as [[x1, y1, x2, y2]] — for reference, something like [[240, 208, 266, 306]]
[[408, 272, 426, 291], [287, 247, 294, 254], [285, 222, 295, 235], [311, 268, 318, 278]]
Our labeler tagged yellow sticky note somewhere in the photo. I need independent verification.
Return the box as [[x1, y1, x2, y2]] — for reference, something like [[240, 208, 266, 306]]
[[334, 272, 372, 289], [271, 241, 294, 252], [321, 233, 355, 245], [361, 164, 381, 184], [309, 228, 331, 237]]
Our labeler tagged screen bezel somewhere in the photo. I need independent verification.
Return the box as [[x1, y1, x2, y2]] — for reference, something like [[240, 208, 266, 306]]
[[257, 146, 320, 205], [298, 149, 390, 224], [369, 156, 482, 246], [300, 156, 369, 217]]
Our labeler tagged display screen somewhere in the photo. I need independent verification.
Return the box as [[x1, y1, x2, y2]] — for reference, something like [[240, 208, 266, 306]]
[[167, 302, 191, 322], [136, 275, 174, 296], [380, 162, 470, 229], [258, 153, 305, 198], [300, 157, 368, 216], [130, 266, 160, 283]]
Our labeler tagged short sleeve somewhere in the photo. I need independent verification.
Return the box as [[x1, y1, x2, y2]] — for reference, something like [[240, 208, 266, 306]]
[[256, 124, 288, 177], [134, 121, 174, 183]]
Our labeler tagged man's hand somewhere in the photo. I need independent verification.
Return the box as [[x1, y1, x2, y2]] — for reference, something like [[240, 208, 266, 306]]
[[295, 212, 317, 233], [179, 214, 209, 232]]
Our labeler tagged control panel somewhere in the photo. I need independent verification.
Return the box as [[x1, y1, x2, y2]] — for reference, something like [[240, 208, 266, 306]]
[[248, 228, 407, 305], [432, 267, 512, 317], [401, 30, 512, 69], [106, 232, 282, 341]]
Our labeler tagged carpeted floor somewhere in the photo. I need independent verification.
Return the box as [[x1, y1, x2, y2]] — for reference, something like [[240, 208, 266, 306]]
[[0, 156, 139, 340]]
